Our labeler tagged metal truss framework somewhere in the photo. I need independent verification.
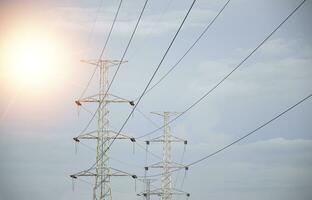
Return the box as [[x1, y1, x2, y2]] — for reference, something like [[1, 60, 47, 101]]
[[70, 60, 136, 200], [139, 112, 190, 200]]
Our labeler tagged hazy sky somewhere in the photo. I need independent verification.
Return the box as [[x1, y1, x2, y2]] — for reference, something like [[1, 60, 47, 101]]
[[0, 0, 312, 200]]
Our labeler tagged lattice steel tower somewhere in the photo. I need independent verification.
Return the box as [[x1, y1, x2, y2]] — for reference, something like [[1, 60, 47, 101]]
[[70, 59, 137, 200], [139, 112, 190, 200]]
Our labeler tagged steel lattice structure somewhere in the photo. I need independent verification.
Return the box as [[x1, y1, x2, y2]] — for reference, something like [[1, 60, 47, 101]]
[[139, 112, 190, 200], [70, 60, 136, 200]]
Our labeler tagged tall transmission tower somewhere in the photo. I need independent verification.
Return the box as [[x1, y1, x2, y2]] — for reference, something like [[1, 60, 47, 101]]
[[139, 112, 190, 200], [137, 178, 156, 200], [70, 59, 137, 200]]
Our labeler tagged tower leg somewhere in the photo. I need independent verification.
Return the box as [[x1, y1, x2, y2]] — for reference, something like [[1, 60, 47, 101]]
[[162, 112, 172, 200], [94, 64, 112, 200]]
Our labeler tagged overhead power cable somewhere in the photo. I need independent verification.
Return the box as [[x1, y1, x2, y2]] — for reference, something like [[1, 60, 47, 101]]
[[78, 135, 162, 161], [136, 0, 306, 139], [103, 0, 150, 103], [78, 141, 143, 169], [104, 0, 197, 157], [85, 0, 105, 47], [134, 0, 231, 101], [87, 0, 198, 172], [135, 140, 163, 160], [188, 96, 312, 167], [78, 0, 149, 136], [76, 105, 162, 161], [143, 92, 312, 178], [173, 145, 186, 188], [136, 108, 160, 128], [127, 0, 174, 61], [79, 0, 124, 99]]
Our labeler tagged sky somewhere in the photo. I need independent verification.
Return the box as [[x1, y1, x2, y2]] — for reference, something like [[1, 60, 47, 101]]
[[0, 0, 312, 199]]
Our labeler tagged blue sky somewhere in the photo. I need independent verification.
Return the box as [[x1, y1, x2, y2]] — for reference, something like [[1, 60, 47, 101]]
[[0, 0, 312, 199]]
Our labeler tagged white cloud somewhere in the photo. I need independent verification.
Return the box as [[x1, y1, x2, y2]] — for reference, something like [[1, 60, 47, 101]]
[[188, 38, 312, 98], [184, 138, 312, 200], [260, 38, 293, 56], [46, 4, 220, 38]]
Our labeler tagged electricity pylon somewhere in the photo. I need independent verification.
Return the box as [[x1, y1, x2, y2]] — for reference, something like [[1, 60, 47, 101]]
[[138, 112, 190, 200], [137, 178, 155, 200], [70, 59, 137, 200]]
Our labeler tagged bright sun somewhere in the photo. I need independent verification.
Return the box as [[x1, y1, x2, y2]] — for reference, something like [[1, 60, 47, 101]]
[[1, 29, 63, 88], [10, 39, 53, 85]]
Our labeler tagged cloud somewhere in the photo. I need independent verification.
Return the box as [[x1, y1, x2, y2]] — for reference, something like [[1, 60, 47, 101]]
[[188, 37, 312, 98], [184, 138, 312, 200], [44, 4, 220, 38], [1, 1, 312, 200]]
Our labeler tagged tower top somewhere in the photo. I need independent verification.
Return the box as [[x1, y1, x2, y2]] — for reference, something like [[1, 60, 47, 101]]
[[80, 59, 128, 67]]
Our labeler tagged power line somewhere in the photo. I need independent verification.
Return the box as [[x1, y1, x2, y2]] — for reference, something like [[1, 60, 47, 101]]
[[127, 0, 174, 61], [135, 140, 163, 160], [98, 0, 123, 61], [77, 178, 94, 187], [143, 92, 312, 178], [188, 95, 312, 167], [80, 105, 158, 130], [79, 0, 124, 99], [173, 144, 186, 187], [76, 134, 164, 175], [134, 0, 231, 101], [80, 135, 164, 161], [79, 141, 143, 169], [77, 0, 148, 136], [87, 0, 198, 173], [136, 0, 306, 139], [136, 108, 160, 128], [106, 0, 197, 158], [75, 108, 162, 161], [85, 0, 105, 47], [104, 0, 150, 105]]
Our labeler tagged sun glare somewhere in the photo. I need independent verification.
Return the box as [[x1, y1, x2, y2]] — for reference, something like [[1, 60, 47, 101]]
[[10, 39, 53, 85], [2, 29, 63, 88]]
